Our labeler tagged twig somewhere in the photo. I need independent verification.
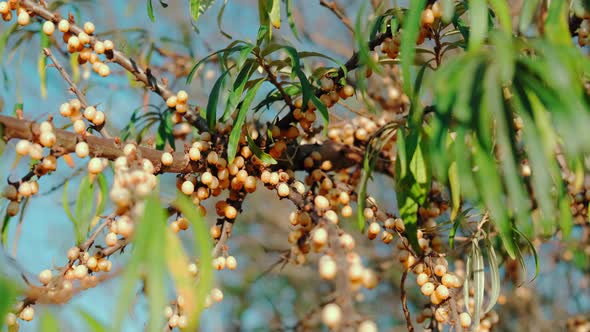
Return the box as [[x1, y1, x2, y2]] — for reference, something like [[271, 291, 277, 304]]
[[42, 48, 112, 138], [319, 0, 354, 32], [401, 271, 415, 332], [21, 0, 209, 133]]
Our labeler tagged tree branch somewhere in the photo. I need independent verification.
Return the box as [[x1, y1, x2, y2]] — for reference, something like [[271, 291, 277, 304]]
[[0, 115, 394, 177]]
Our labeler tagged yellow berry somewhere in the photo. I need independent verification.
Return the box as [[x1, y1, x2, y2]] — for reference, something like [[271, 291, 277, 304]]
[[321, 303, 342, 329], [226, 256, 237, 270], [416, 273, 429, 287], [94, 41, 105, 54], [58, 19, 70, 32], [83, 21, 95, 34], [17, 11, 29, 26], [181, 180, 195, 195], [161, 152, 174, 166], [277, 183, 290, 197], [459, 312, 472, 328], [38, 269, 53, 285], [420, 282, 434, 296], [42, 21, 55, 35], [19, 306, 34, 321], [15, 140, 31, 156]]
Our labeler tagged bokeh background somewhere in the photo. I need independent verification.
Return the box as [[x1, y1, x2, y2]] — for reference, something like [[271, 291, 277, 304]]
[[0, 1, 589, 331]]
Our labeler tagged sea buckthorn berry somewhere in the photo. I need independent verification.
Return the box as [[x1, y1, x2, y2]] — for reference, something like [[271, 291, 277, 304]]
[[435, 284, 449, 300], [321, 303, 342, 329], [341, 205, 353, 217], [416, 273, 429, 286], [98, 64, 110, 77], [74, 264, 88, 279], [42, 21, 55, 35], [38, 269, 52, 285], [104, 39, 114, 51], [15, 140, 31, 156], [421, 282, 435, 296], [312, 228, 328, 247], [277, 183, 290, 197], [94, 41, 105, 54], [177, 90, 188, 103], [319, 255, 337, 280], [58, 19, 70, 32], [83, 21, 95, 34], [314, 195, 330, 209], [181, 180, 195, 195], [73, 119, 86, 134], [18, 182, 32, 197], [358, 320, 377, 332], [84, 106, 97, 121], [226, 256, 237, 270], [161, 152, 174, 166], [105, 232, 118, 246], [7, 201, 19, 216], [210, 288, 224, 302], [188, 147, 201, 161], [394, 218, 405, 232], [78, 32, 90, 45], [363, 208, 374, 220], [88, 157, 104, 174], [459, 312, 472, 328], [367, 222, 380, 240], [224, 205, 237, 219], [17, 11, 29, 26], [0, 2, 8, 15], [362, 269, 378, 289], [434, 264, 447, 277], [40, 131, 56, 147], [422, 9, 435, 25], [324, 210, 338, 224], [434, 307, 449, 323], [20, 306, 34, 321]]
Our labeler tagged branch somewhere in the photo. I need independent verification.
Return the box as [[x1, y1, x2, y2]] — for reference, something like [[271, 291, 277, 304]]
[[21, 0, 209, 133], [0, 115, 395, 177], [319, 0, 354, 32]]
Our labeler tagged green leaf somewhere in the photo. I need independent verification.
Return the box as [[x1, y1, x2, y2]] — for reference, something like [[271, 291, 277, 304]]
[[0, 23, 18, 62], [62, 180, 77, 227], [484, 239, 500, 313], [400, 0, 426, 97], [448, 161, 460, 220], [221, 60, 256, 122], [0, 277, 17, 325], [518, 0, 540, 33], [95, 173, 108, 217], [487, 0, 512, 33], [40, 311, 60, 331], [156, 112, 174, 150], [186, 44, 246, 84], [173, 193, 213, 328], [472, 143, 516, 258], [285, 0, 300, 40], [269, 0, 280, 28], [246, 132, 277, 165], [472, 241, 484, 329], [38, 34, 50, 99], [468, 0, 487, 50], [513, 227, 540, 282], [74, 176, 94, 244], [116, 194, 167, 332], [206, 68, 232, 131], [441, 0, 455, 22], [79, 309, 108, 332], [544, 0, 570, 45], [190, 0, 201, 22], [147, 0, 155, 22], [227, 79, 264, 164], [217, 0, 232, 39]]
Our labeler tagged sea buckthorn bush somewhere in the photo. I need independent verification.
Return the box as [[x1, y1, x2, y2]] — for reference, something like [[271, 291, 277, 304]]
[[0, 0, 590, 331]]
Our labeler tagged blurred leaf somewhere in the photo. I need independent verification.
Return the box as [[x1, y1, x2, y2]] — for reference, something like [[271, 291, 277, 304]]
[[513, 227, 540, 282], [487, 0, 511, 33], [147, 0, 155, 22], [38, 35, 49, 99], [74, 176, 94, 244], [0, 23, 18, 63], [468, 0, 487, 50], [79, 309, 108, 332], [0, 277, 17, 324], [227, 79, 264, 164], [116, 194, 167, 332], [518, 0, 540, 34], [40, 311, 60, 331], [441, 0, 455, 22], [544, 0, 570, 45], [246, 132, 277, 165], [191, 0, 214, 24], [172, 193, 213, 328], [95, 173, 108, 218], [448, 161, 460, 220], [269, 0, 280, 28]]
